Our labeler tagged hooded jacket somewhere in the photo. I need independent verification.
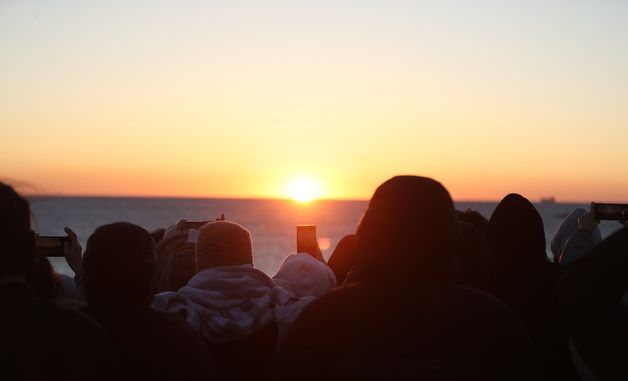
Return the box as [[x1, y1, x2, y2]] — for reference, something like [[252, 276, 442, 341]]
[[152, 253, 335, 343], [488, 193, 575, 380]]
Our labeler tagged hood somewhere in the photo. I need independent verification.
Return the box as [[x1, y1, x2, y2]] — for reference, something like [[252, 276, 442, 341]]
[[355, 175, 461, 283], [273, 253, 336, 297], [489, 193, 547, 268]]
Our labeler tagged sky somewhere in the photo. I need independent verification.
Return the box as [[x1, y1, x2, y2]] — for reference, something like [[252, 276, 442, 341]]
[[1, 0, 627, 201]]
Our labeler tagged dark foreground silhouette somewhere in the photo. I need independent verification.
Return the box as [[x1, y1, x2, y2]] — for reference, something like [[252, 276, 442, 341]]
[[1, 177, 627, 380], [0, 183, 118, 380], [82, 222, 216, 380], [276, 176, 544, 381], [487, 194, 576, 380]]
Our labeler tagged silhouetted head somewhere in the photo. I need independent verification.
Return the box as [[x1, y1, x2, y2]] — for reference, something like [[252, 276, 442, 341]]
[[355, 176, 461, 283], [456, 209, 489, 238], [196, 221, 253, 271], [456, 221, 492, 291], [0, 182, 36, 279], [488, 193, 546, 267], [82, 222, 157, 311]]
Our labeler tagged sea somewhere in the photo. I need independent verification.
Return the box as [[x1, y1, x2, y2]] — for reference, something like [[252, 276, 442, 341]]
[[28, 197, 623, 277]]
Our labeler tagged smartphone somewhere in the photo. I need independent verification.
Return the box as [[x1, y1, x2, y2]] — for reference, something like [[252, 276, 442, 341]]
[[36, 236, 69, 257], [296, 225, 317, 255], [182, 221, 210, 230], [592, 202, 628, 221]]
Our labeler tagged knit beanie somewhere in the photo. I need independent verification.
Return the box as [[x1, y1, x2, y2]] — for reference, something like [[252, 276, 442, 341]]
[[195, 221, 253, 271]]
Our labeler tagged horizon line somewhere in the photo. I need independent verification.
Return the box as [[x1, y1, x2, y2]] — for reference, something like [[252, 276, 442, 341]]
[[24, 193, 596, 205]]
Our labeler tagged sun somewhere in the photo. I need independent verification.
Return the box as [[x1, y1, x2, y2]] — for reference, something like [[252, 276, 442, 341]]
[[285, 177, 322, 203]]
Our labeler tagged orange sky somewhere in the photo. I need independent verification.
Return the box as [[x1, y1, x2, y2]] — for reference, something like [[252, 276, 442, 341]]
[[1, 1, 627, 202]]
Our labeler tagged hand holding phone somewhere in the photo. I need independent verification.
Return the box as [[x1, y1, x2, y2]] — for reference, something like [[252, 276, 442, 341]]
[[578, 208, 598, 233], [182, 220, 210, 230], [163, 219, 211, 243], [296, 225, 319, 257], [63, 227, 82, 274]]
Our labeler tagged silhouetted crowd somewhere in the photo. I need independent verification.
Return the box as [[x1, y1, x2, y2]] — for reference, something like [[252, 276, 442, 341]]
[[1, 176, 627, 380]]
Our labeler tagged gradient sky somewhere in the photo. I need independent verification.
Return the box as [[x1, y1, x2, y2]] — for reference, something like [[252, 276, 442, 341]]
[[1, 0, 627, 201]]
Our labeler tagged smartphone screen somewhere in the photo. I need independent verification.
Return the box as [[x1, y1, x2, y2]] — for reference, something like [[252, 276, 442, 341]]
[[593, 203, 628, 221], [296, 225, 317, 255], [36, 236, 69, 257]]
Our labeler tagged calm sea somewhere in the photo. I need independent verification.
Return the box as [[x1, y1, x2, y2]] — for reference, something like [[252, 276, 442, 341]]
[[28, 197, 622, 276]]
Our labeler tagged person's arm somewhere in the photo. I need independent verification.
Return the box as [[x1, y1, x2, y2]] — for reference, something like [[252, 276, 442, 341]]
[[560, 230, 595, 264], [559, 211, 599, 265], [63, 227, 83, 289], [558, 227, 628, 380]]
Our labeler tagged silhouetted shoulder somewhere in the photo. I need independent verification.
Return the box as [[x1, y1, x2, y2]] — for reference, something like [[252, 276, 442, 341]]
[[277, 283, 544, 381], [285, 282, 525, 328], [1, 284, 118, 380], [88, 307, 215, 381]]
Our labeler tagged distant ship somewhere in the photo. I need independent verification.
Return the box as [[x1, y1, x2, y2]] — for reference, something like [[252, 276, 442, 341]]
[[540, 196, 556, 204]]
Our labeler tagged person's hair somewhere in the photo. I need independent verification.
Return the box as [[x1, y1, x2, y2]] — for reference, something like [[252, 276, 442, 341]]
[[355, 176, 461, 283], [0, 182, 36, 278], [82, 222, 157, 311], [488, 193, 546, 267]]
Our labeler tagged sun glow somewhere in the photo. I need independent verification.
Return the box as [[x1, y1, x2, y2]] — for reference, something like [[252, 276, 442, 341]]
[[285, 177, 322, 203]]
